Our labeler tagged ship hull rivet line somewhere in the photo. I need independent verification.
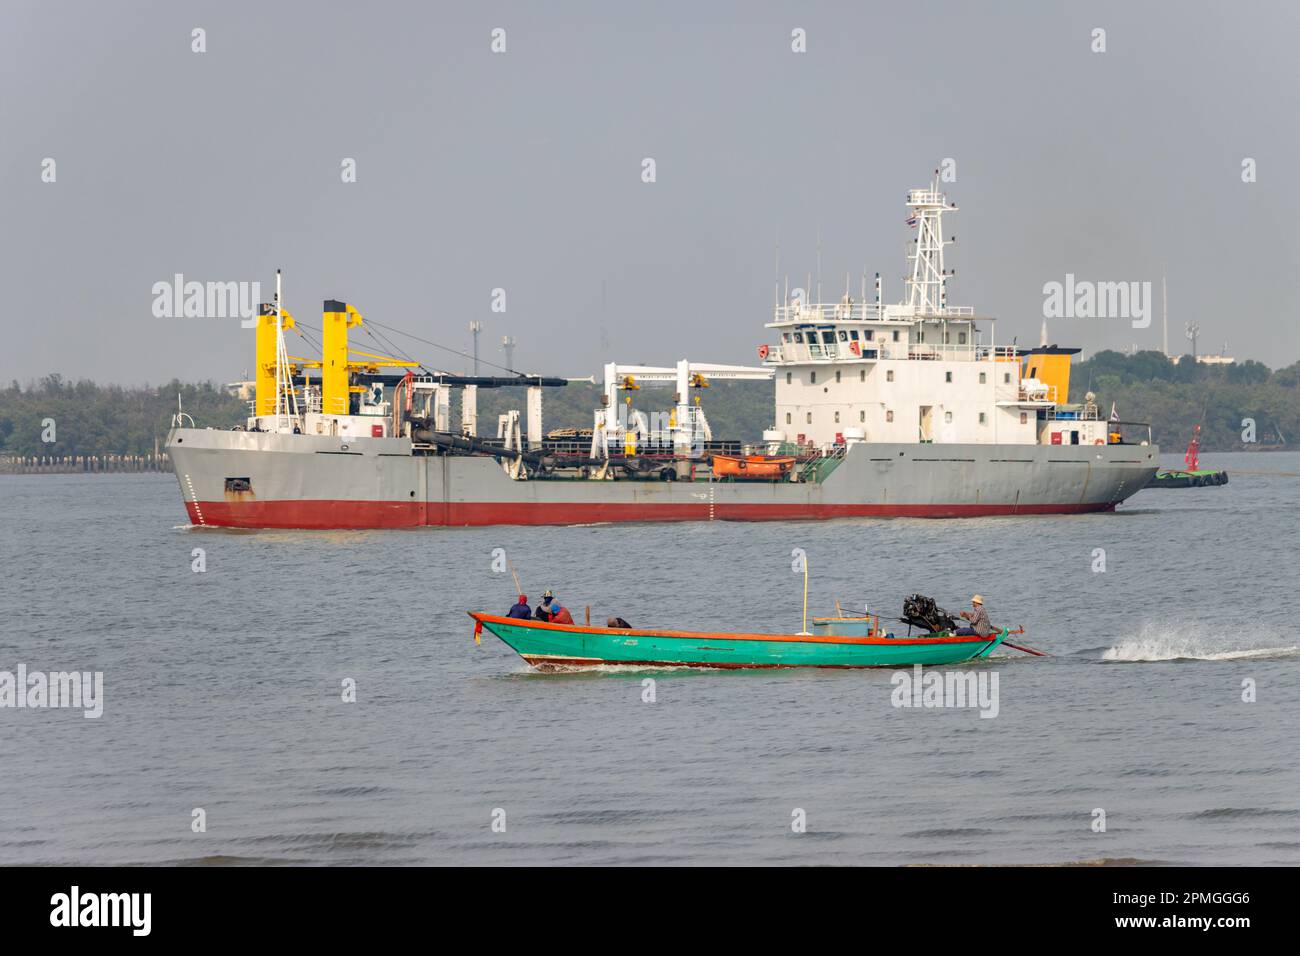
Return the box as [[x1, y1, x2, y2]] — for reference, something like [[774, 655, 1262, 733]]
[[184, 474, 205, 525]]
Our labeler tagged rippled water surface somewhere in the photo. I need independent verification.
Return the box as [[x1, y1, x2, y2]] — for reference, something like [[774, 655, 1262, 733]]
[[1, 452, 1297, 865]]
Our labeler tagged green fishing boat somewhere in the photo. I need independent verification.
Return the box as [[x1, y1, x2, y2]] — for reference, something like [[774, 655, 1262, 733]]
[[469, 612, 1010, 671]]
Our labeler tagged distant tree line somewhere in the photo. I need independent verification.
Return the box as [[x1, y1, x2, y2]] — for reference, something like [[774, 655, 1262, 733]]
[[1070, 351, 1300, 450], [0, 375, 246, 458]]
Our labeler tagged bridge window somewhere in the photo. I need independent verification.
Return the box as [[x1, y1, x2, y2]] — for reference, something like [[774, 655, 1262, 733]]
[[810, 371, 817, 384], [850, 330, 860, 340], [860, 410, 866, 422], [786, 412, 792, 424], [835, 370, 841, 383], [864, 329, 873, 340], [886, 370, 894, 382], [945, 371, 953, 383], [979, 372, 986, 384], [823, 331, 835, 344], [786, 372, 792, 384], [979, 412, 987, 424], [959, 332, 967, 345], [892, 330, 900, 341], [806, 412, 812, 425]]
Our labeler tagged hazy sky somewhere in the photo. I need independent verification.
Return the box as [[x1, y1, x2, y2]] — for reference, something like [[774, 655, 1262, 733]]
[[2, 0, 1297, 385]]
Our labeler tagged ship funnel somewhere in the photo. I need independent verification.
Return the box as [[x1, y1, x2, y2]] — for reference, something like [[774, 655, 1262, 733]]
[[1022, 346, 1079, 406]]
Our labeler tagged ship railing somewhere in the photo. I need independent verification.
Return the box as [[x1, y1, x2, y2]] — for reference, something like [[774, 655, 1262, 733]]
[[772, 302, 889, 323], [768, 340, 993, 364], [1045, 404, 1098, 421], [771, 303, 976, 324], [996, 383, 1057, 404], [905, 343, 982, 361]]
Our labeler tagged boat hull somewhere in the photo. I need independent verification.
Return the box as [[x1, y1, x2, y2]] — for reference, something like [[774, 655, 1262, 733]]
[[167, 428, 1159, 529], [472, 613, 1007, 670]]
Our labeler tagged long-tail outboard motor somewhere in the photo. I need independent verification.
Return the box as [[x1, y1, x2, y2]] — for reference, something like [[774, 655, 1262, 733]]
[[901, 594, 959, 634]]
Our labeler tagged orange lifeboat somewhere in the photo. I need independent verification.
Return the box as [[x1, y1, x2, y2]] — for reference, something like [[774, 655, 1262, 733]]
[[711, 454, 796, 480]]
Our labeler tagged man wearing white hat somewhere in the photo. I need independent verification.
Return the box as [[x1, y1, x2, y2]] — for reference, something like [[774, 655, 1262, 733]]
[[956, 594, 993, 637]]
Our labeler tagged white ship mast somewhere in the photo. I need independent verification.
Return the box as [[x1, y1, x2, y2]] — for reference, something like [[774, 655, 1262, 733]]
[[903, 174, 955, 317]]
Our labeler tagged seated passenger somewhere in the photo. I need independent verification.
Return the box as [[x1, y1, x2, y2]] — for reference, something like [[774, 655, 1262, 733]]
[[548, 599, 575, 625], [534, 590, 556, 621], [506, 594, 532, 619], [607, 617, 632, 629]]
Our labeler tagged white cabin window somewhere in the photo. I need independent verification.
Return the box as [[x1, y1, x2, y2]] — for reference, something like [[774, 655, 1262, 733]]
[[865, 329, 874, 340], [859, 410, 866, 422], [1020, 412, 1028, 424], [782, 333, 791, 343], [835, 370, 841, 383], [959, 332, 967, 345], [860, 370, 865, 382], [834, 411, 840, 423], [886, 370, 894, 382], [786, 412, 792, 424], [892, 330, 900, 341], [850, 330, 860, 340], [944, 411, 953, 424], [979, 372, 986, 384], [810, 371, 817, 384], [1004, 372, 1012, 384], [945, 371, 953, 383], [979, 412, 987, 424], [886, 410, 894, 423], [943, 331, 950, 344], [806, 412, 812, 424], [786, 372, 792, 384]]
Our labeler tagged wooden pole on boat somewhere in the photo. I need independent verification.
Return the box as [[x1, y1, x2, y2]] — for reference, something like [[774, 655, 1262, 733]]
[[506, 557, 522, 596], [585, 605, 591, 626], [798, 557, 811, 635]]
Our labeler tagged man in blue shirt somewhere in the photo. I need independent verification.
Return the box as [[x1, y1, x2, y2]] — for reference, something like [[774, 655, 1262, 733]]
[[506, 594, 531, 619]]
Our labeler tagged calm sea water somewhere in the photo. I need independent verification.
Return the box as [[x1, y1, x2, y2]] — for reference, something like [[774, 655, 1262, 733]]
[[1, 451, 1297, 866]]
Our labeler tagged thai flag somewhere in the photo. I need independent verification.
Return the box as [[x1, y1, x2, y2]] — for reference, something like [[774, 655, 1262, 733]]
[[906, 215, 918, 227]]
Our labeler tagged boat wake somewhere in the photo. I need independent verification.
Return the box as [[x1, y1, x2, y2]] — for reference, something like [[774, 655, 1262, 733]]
[[1097, 624, 1300, 662]]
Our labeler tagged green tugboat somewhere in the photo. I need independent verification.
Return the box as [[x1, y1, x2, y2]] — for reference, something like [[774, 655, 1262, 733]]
[[1145, 424, 1228, 488]]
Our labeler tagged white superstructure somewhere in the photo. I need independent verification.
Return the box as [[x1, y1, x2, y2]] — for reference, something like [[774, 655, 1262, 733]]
[[761, 176, 1104, 448]]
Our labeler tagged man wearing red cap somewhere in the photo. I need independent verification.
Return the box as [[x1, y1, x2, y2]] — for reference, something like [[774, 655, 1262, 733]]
[[506, 594, 532, 619]]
